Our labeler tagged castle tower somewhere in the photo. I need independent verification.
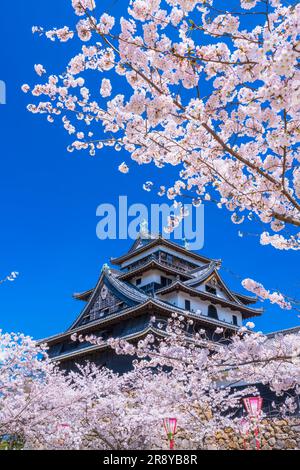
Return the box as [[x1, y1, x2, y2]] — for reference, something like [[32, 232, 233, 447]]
[[43, 234, 262, 373]]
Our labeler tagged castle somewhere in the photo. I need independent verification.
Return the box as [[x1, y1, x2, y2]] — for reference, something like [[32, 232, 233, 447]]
[[43, 233, 262, 373]]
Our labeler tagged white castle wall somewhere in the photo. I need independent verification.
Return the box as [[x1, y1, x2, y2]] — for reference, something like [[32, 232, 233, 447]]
[[157, 291, 243, 326], [132, 269, 174, 287], [194, 282, 228, 300]]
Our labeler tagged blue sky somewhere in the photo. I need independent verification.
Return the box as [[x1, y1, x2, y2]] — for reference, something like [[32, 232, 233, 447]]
[[0, 0, 299, 339]]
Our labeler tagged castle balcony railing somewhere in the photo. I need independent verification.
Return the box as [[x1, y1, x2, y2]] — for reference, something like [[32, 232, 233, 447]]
[[124, 252, 192, 274], [140, 282, 162, 296]]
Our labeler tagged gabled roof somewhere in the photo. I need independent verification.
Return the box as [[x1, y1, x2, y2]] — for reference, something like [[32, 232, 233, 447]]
[[73, 259, 257, 307], [42, 235, 264, 356], [232, 292, 258, 305], [184, 261, 218, 286], [49, 322, 221, 364], [73, 288, 94, 301], [110, 235, 213, 266], [73, 268, 121, 301], [68, 268, 149, 331], [185, 266, 243, 305], [156, 280, 263, 318], [127, 233, 155, 253], [60, 250, 261, 338]]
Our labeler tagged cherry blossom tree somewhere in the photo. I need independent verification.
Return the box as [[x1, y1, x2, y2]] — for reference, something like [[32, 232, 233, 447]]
[[103, 314, 300, 404], [21, 0, 300, 311], [0, 330, 194, 449], [0, 327, 246, 450], [0, 331, 81, 449], [1, 316, 300, 450], [74, 314, 300, 447], [17, 1, 300, 443], [23, 0, 300, 251]]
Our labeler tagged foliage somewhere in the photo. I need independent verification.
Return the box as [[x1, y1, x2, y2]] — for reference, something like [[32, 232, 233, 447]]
[[23, 0, 300, 249], [1, 318, 299, 450]]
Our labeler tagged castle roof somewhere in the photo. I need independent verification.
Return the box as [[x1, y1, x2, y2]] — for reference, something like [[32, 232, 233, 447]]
[[110, 235, 214, 266], [41, 235, 263, 362], [156, 280, 262, 318], [267, 326, 300, 338], [117, 258, 194, 281]]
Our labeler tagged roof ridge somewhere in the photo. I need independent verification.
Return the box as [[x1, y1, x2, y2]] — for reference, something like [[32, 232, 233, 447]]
[[111, 236, 213, 265], [108, 271, 149, 302]]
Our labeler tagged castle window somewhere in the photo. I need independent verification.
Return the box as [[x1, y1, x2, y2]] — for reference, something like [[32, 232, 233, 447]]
[[185, 299, 191, 311], [161, 276, 168, 287], [100, 330, 109, 340], [166, 254, 173, 264], [208, 304, 218, 320], [136, 278, 142, 286], [89, 312, 96, 321], [232, 315, 238, 326], [205, 285, 217, 295]]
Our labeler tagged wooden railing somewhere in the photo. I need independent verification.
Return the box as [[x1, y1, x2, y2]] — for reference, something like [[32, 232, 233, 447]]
[[124, 253, 192, 274]]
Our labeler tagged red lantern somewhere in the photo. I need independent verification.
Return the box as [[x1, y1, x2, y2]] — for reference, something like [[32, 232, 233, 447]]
[[243, 396, 263, 417], [163, 418, 177, 450], [242, 396, 263, 450]]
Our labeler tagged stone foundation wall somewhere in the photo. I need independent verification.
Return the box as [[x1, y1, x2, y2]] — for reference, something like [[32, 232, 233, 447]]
[[206, 418, 300, 450]]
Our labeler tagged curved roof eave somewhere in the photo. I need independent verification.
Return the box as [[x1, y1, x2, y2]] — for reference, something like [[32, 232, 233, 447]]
[[67, 269, 149, 331], [40, 296, 245, 347], [110, 237, 214, 266], [184, 267, 254, 307], [156, 281, 262, 317], [49, 325, 166, 363]]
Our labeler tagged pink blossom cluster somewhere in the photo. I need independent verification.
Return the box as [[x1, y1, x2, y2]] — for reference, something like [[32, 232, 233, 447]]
[[100, 78, 112, 97], [242, 278, 292, 309], [260, 231, 300, 250], [45, 27, 74, 42], [72, 0, 96, 16], [34, 64, 46, 76], [1, 316, 300, 450], [22, 0, 300, 249]]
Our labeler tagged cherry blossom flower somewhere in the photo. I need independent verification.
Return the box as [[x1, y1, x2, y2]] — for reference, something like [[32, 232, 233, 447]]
[[23, 0, 300, 322], [118, 162, 129, 173], [21, 84, 30, 93], [242, 278, 292, 310], [76, 19, 92, 42], [100, 78, 112, 98], [34, 64, 46, 76], [97, 13, 115, 35], [72, 0, 95, 16], [45, 27, 74, 42]]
